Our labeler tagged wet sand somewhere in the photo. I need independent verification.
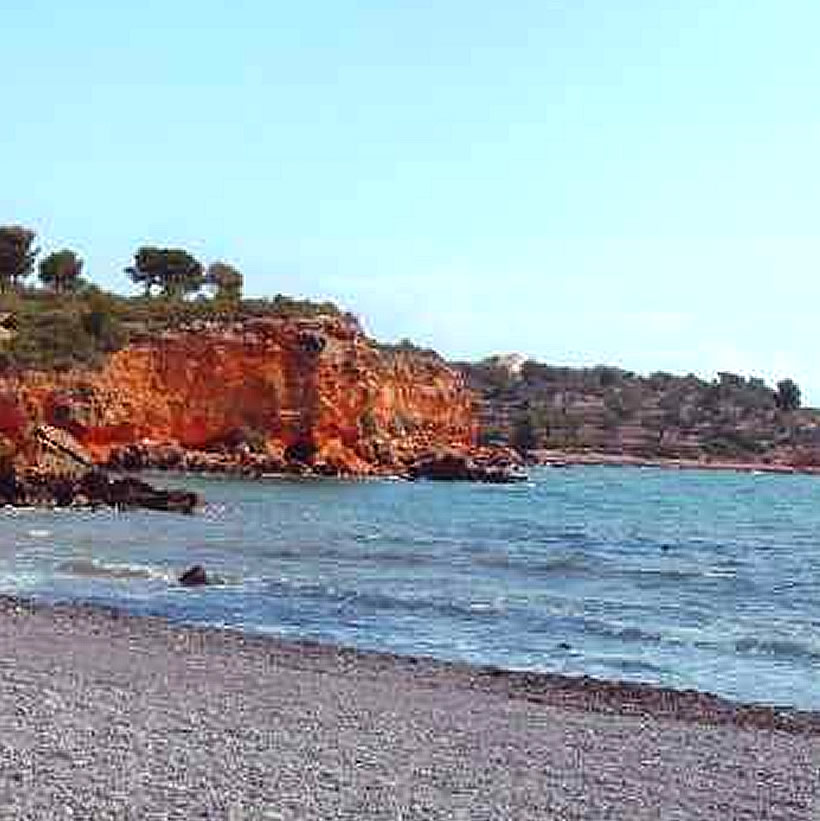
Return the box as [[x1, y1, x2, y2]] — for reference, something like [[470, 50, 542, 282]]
[[0, 596, 817, 819]]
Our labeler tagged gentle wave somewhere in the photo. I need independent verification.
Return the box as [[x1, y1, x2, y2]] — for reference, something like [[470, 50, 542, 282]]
[[575, 617, 663, 645], [260, 576, 667, 648], [57, 558, 245, 587], [57, 558, 171, 582], [252, 543, 444, 567], [473, 551, 597, 577], [262, 578, 510, 622], [591, 655, 670, 678], [733, 636, 820, 664]]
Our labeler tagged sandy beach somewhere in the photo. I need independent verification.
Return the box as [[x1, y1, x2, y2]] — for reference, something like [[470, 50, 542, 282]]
[[0, 596, 816, 820]]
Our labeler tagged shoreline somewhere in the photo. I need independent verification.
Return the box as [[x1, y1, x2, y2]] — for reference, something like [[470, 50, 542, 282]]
[[533, 448, 820, 476], [113, 448, 820, 483], [2, 594, 817, 735], [1, 594, 817, 818]]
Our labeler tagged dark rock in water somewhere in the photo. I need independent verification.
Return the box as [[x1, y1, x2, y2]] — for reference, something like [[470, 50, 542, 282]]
[[0, 467, 200, 514], [0, 470, 22, 504], [409, 449, 527, 483], [179, 565, 209, 587], [102, 475, 199, 514], [410, 450, 473, 481], [480, 465, 528, 484]]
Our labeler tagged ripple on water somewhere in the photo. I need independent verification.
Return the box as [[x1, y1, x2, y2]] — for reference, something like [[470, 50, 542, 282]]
[[56, 558, 169, 582]]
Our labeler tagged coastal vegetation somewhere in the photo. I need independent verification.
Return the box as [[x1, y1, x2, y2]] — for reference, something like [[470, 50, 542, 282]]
[[0, 225, 345, 372], [459, 357, 817, 465]]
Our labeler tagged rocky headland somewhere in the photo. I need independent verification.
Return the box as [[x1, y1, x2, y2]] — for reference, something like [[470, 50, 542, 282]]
[[5, 293, 816, 496], [0, 314, 524, 500]]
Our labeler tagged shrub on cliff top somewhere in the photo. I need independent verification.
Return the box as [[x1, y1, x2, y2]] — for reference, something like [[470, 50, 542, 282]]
[[126, 247, 204, 299], [775, 378, 801, 411], [38, 249, 85, 294], [206, 262, 243, 304], [0, 287, 128, 372], [0, 226, 38, 294]]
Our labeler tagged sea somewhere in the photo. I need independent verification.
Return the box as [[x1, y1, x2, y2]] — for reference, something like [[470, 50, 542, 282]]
[[1, 465, 818, 710]]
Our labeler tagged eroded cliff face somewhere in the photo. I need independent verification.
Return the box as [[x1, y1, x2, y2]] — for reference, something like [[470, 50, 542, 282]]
[[0, 316, 477, 475]]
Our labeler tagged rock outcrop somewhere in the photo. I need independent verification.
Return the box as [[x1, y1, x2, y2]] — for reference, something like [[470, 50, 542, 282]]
[[0, 468, 200, 513], [0, 316, 482, 479], [0, 425, 200, 512], [409, 447, 527, 483]]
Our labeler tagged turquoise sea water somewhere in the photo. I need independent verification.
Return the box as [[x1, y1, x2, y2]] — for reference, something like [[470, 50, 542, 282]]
[[0, 466, 818, 710]]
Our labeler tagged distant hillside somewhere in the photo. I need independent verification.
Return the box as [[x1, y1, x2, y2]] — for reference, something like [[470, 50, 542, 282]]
[[458, 357, 820, 467]]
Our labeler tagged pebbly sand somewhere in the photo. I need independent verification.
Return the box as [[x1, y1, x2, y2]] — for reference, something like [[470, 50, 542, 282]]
[[0, 596, 817, 820]]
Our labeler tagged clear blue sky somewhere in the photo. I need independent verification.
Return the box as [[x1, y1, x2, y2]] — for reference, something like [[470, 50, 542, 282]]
[[3, 1, 819, 401]]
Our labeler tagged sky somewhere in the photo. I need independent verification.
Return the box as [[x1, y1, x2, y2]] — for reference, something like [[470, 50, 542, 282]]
[[3, 0, 820, 401]]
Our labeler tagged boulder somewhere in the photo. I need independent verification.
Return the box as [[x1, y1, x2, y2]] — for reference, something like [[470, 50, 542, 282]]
[[103, 475, 199, 514], [0, 467, 200, 513], [409, 450, 475, 481], [179, 565, 209, 587], [409, 449, 527, 483]]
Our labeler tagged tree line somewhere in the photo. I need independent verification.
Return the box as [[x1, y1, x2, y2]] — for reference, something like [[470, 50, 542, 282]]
[[0, 225, 243, 303]]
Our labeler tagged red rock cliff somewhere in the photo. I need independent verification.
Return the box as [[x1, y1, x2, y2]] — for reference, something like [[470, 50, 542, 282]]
[[0, 316, 477, 475]]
